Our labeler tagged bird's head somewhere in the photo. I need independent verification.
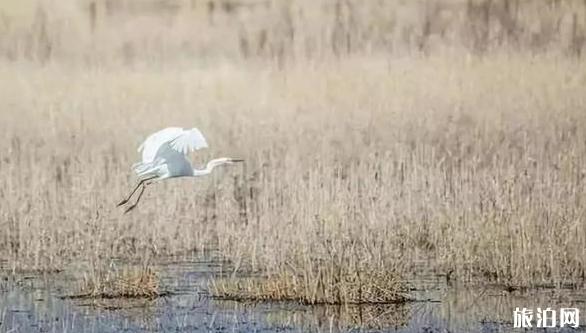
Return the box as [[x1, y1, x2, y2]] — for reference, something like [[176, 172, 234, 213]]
[[218, 158, 243, 165], [207, 157, 244, 169]]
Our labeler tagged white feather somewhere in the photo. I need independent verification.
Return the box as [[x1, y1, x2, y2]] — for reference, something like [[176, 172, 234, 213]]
[[138, 127, 208, 163]]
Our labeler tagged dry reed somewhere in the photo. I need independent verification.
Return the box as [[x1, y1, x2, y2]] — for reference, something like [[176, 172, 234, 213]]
[[72, 267, 161, 299], [212, 263, 408, 304]]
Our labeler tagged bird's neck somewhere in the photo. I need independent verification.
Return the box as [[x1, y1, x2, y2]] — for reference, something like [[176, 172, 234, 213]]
[[192, 168, 212, 176], [192, 158, 224, 176]]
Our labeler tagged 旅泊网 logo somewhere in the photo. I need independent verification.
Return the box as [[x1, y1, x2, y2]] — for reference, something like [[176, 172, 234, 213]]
[[513, 307, 579, 328]]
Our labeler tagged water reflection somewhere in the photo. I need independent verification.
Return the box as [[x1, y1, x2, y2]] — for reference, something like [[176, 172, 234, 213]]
[[1, 261, 586, 332]]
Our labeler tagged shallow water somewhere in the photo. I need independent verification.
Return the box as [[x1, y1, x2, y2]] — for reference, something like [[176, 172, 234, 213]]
[[1, 259, 586, 333]]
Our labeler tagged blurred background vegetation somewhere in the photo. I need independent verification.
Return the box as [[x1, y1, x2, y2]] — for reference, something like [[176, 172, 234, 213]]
[[0, 0, 584, 65]]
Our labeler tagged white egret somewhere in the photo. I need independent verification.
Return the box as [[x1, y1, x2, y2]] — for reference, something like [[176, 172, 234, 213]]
[[118, 127, 243, 213]]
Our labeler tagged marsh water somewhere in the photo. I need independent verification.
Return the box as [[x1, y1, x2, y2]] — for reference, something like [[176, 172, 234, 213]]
[[1, 259, 586, 333]]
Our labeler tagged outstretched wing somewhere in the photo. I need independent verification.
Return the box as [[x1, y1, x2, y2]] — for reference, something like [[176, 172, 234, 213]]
[[138, 127, 208, 163], [169, 128, 208, 155]]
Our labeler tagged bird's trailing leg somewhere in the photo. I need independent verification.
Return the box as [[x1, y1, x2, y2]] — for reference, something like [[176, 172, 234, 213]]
[[117, 176, 157, 207], [123, 183, 148, 214]]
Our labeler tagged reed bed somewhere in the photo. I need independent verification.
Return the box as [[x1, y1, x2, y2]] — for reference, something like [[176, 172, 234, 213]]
[[0, 0, 585, 300], [211, 267, 408, 304], [72, 267, 162, 299], [1, 55, 585, 289]]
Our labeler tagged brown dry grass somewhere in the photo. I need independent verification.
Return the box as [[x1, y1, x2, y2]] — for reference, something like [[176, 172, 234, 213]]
[[211, 265, 408, 304], [73, 267, 161, 299], [0, 0, 585, 302]]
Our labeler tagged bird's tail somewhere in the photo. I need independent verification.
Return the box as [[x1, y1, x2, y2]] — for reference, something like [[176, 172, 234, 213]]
[[132, 161, 162, 180], [132, 162, 150, 174]]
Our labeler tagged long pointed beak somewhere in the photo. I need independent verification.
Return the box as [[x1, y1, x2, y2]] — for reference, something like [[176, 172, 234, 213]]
[[230, 158, 244, 163]]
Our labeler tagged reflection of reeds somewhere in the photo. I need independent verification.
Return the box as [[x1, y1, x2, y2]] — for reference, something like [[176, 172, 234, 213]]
[[329, 304, 410, 331], [261, 303, 411, 331]]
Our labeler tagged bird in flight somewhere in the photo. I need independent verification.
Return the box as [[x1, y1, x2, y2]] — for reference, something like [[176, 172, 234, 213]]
[[118, 127, 243, 213]]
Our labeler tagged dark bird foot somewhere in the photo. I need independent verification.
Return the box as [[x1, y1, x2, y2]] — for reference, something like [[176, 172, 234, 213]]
[[124, 205, 138, 214]]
